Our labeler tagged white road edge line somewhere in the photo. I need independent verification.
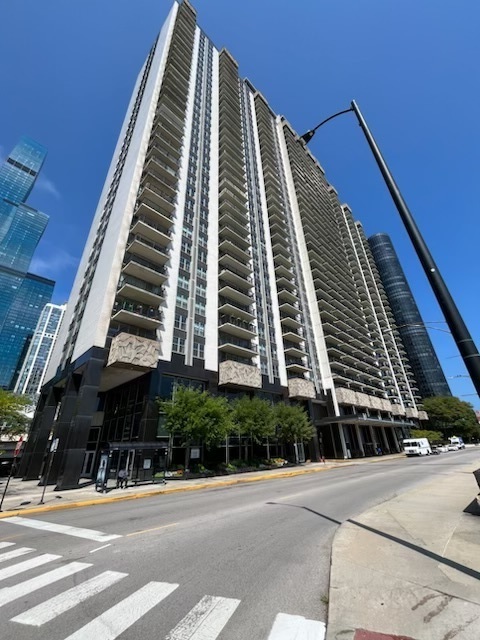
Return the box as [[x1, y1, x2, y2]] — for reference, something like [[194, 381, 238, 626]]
[[4, 516, 121, 542], [89, 544, 111, 554], [62, 581, 179, 640], [0, 542, 15, 550], [267, 613, 326, 640], [12, 570, 126, 626], [166, 594, 241, 640]]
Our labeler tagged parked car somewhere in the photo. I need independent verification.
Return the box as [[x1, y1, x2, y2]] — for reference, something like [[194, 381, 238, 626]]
[[447, 444, 459, 451], [437, 445, 449, 453], [431, 446, 442, 455]]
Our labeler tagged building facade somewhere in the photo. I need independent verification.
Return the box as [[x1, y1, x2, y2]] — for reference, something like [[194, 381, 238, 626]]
[[21, 1, 425, 489], [0, 137, 54, 389], [14, 303, 66, 402], [368, 233, 451, 399]]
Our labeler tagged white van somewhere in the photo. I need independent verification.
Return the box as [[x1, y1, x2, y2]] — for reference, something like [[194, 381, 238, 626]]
[[449, 436, 465, 450], [403, 438, 432, 456]]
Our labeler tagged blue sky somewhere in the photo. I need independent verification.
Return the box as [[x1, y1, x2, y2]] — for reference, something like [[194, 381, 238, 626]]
[[1, 1, 479, 407]]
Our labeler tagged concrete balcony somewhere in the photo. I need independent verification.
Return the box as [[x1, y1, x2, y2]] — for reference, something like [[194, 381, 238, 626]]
[[131, 216, 171, 247], [286, 361, 310, 374], [218, 285, 253, 307], [219, 239, 251, 263], [126, 234, 170, 266], [219, 267, 253, 293], [219, 341, 257, 359], [117, 276, 165, 307], [219, 252, 252, 277], [219, 224, 250, 251], [218, 299, 255, 323], [112, 299, 162, 331], [218, 314, 256, 340], [280, 315, 302, 330], [136, 198, 174, 229], [139, 183, 176, 214], [122, 255, 167, 286]]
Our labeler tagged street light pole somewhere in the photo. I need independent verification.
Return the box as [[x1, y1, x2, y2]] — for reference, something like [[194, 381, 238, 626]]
[[300, 100, 480, 398]]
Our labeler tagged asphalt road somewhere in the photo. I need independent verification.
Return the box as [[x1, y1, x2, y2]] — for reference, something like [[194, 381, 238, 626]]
[[0, 448, 478, 640]]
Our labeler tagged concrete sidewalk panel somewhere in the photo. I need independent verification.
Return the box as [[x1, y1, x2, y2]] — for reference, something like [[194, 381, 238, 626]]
[[327, 462, 480, 640]]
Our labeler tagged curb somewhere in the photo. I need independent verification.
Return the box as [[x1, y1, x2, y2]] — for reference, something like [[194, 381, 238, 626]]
[[0, 462, 343, 519]]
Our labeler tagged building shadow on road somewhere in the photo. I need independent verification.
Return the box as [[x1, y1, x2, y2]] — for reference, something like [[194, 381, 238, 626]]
[[267, 501, 480, 582]]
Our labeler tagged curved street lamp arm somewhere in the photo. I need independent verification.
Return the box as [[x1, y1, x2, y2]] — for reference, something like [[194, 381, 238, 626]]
[[299, 107, 354, 143]]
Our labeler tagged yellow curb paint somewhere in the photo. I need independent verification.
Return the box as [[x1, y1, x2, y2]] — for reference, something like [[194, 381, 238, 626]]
[[0, 463, 349, 520]]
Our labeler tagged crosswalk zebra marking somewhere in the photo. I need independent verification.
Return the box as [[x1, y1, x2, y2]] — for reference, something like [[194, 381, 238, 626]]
[[0, 561, 91, 608], [165, 594, 241, 640], [12, 569, 126, 626], [0, 553, 60, 582], [3, 516, 121, 542], [0, 547, 34, 563], [62, 581, 179, 640], [267, 613, 326, 639], [0, 543, 327, 639]]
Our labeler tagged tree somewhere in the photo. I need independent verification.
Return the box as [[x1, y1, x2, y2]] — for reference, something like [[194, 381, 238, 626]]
[[274, 402, 315, 444], [157, 387, 233, 466], [231, 396, 275, 459], [422, 396, 480, 440], [410, 429, 444, 443], [0, 389, 30, 438]]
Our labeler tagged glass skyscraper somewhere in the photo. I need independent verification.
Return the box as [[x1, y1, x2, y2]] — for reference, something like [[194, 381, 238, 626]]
[[14, 303, 66, 400], [0, 137, 54, 389], [368, 233, 451, 399]]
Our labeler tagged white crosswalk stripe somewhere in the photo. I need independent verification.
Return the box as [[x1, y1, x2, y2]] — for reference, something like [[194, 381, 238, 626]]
[[62, 581, 179, 640], [0, 562, 91, 608], [0, 547, 34, 563], [166, 595, 240, 640], [0, 553, 60, 582], [267, 613, 326, 639], [12, 570, 126, 626], [0, 542, 326, 639], [4, 516, 121, 542], [0, 542, 15, 550]]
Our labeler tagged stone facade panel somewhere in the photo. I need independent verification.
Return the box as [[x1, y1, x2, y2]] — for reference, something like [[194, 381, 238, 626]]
[[288, 378, 316, 399], [107, 332, 159, 369], [218, 360, 261, 388]]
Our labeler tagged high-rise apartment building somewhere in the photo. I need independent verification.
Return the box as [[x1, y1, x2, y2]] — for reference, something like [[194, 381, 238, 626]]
[[0, 137, 54, 389], [368, 233, 451, 399], [14, 303, 66, 402], [21, 1, 425, 489]]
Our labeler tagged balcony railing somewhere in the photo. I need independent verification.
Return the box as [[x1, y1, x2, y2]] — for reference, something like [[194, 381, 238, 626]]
[[113, 299, 162, 321], [118, 275, 165, 298], [218, 314, 255, 333], [123, 254, 167, 276], [133, 215, 172, 238], [128, 234, 171, 257], [141, 181, 176, 204]]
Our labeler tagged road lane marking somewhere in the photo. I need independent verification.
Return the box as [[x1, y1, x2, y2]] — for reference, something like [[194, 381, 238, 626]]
[[126, 522, 178, 537], [267, 613, 326, 639], [0, 561, 90, 608], [12, 569, 126, 626], [0, 542, 15, 550], [0, 547, 34, 563], [63, 581, 179, 640], [166, 595, 240, 640], [0, 553, 60, 582], [3, 516, 121, 542], [89, 544, 111, 554]]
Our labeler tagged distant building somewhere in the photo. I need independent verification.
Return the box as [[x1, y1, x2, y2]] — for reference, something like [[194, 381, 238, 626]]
[[0, 137, 54, 389], [14, 303, 66, 402], [368, 233, 451, 399]]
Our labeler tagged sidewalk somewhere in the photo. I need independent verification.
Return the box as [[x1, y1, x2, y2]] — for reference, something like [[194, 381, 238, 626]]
[[0, 453, 403, 518], [327, 458, 480, 640]]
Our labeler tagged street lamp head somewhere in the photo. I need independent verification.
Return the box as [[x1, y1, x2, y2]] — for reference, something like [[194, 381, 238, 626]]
[[300, 130, 316, 144]]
